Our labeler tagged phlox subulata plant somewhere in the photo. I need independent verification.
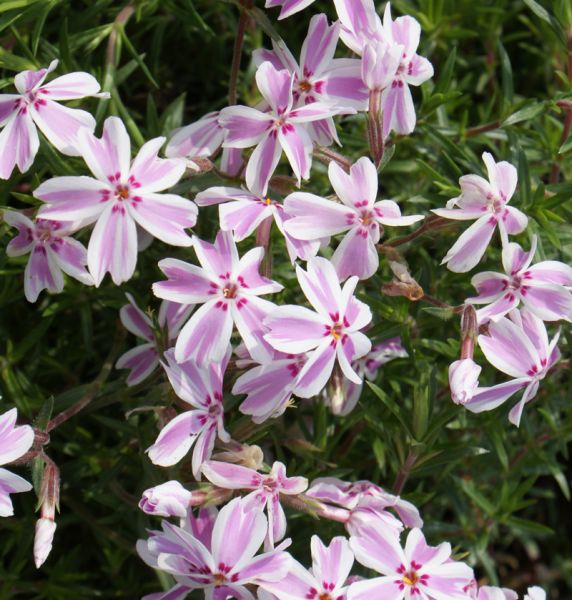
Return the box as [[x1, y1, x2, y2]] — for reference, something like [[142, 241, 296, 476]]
[[0, 0, 571, 598]]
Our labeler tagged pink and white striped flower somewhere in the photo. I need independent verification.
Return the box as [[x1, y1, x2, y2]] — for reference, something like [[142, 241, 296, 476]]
[[467, 236, 572, 324], [234, 350, 309, 423], [334, 1, 434, 136], [146, 348, 231, 479], [219, 61, 342, 196], [284, 157, 423, 280], [0, 408, 34, 517], [465, 309, 561, 426], [137, 497, 292, 599], [0, 60, 106, 179], [195, 183, 319, 263], [4, 211, 93, 303], [264, 257, 372, 397], [116, 293, 193, 386], [153, 230, 283, 365], [348, 526, 474, 600], [35, 116, 197, 286], [432, 152, 528, 273], [253, 14, 367, 146], [259, 535, 354, 600], [202, 460, 308, 547]]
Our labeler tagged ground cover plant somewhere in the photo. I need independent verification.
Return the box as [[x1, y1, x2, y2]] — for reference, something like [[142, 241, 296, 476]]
[[0, 0, 571, 598]]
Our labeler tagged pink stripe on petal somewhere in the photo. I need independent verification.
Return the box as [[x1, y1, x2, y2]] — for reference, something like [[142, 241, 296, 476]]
[[39, 71, 101, 100], [442, 214, 497, 273], [256, 62, 294, 115], [522, 283, 572, 322], [174, 299, 234, 365], [0, 111, 39, 179], [278, 123, 312, 185], [246, 131, 282, 197], [329, 157, 378, 209], [24, 244, 64, 302], [201, 461, 259, 490], [194, 230, 239, 278], [294, 339, 337, 398], [301, 14, 339, 78], [35, 176, 107, 222], [311, 535, 354, 590], [120, 296, 153, 340], [219, 105, 273, 148], [146, 411, 200, 467], [165, 112, 224, 159], [128, 192, 196, 246], [283, 191, 352, 240], [381, 79, 416, 137], [0, 94, 19, 126], [264, 305, 328, 354], [331, 225, 379, 280], [231, 295, 277, 364], [129, 137, 186, 193], [478, 317, 540, 378], [78, 116, 130, 183], [31, 101, 95, 156], [192, 424, 218, 480], [236, 247, 283, 295], [154, 258, 216, 304], [219, 200, 270, 241], [297, 257, 342, 318], [87, 203, 137, 286], [116, 343, 158, 386], [48, 236, 93, 285]]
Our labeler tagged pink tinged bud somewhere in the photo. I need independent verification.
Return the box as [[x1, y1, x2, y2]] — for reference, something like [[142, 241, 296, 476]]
[[139, 480, 193, 518], [460, 304, 478, 359], [449, 359, 482, 405], [34, 518, 56, 568]]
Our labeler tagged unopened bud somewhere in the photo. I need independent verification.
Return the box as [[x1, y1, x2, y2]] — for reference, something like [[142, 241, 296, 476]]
[[139, 481, 193, 518], [460, 304, 478, 359], [212, 442, 264, 470], [34, 518, 56, 568]]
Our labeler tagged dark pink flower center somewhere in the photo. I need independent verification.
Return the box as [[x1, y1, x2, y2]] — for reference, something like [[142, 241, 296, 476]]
[[396, 562, 428, 592]]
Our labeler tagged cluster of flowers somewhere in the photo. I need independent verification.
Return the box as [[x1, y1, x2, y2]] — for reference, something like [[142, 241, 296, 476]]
[[1, 0, 567, 596]]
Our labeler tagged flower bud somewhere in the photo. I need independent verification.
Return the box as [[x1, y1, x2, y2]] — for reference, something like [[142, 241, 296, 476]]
[[139, 480, 192, 518], [448, 358, 481, 405], [34, 518, 56, 569]]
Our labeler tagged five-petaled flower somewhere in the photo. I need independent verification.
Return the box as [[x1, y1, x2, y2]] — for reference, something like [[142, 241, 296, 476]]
[[464, 308, 560, 426], [467, 235, 572, 324], [137, 497, 292, 599], [264, 257, 372, 397], [4, 211, 93, 303], [348, 525, 473, 600], [284, 157, 423, 280], [153, 230, 283, 365], [254, 14, 367, 146], [219, 61, 342, 196], [35, 116, 197, 286], [146, 348, 231, 479], [0, 60, 106, 179], [259, 535, 354, 600], [432, 152, 527, 272], [202, 460, 308, 548]]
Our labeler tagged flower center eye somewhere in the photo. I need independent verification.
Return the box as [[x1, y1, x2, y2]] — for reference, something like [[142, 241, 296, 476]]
[[298, 79, 312, 93], [319, 594, 332, 600], [402, 569, 420, 586], [115, 185, 130, 200], [264, 197, 272, 205], [331, 323, 343, 340], [222, 284, 238, 299], [213, 573, 226, 586]]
